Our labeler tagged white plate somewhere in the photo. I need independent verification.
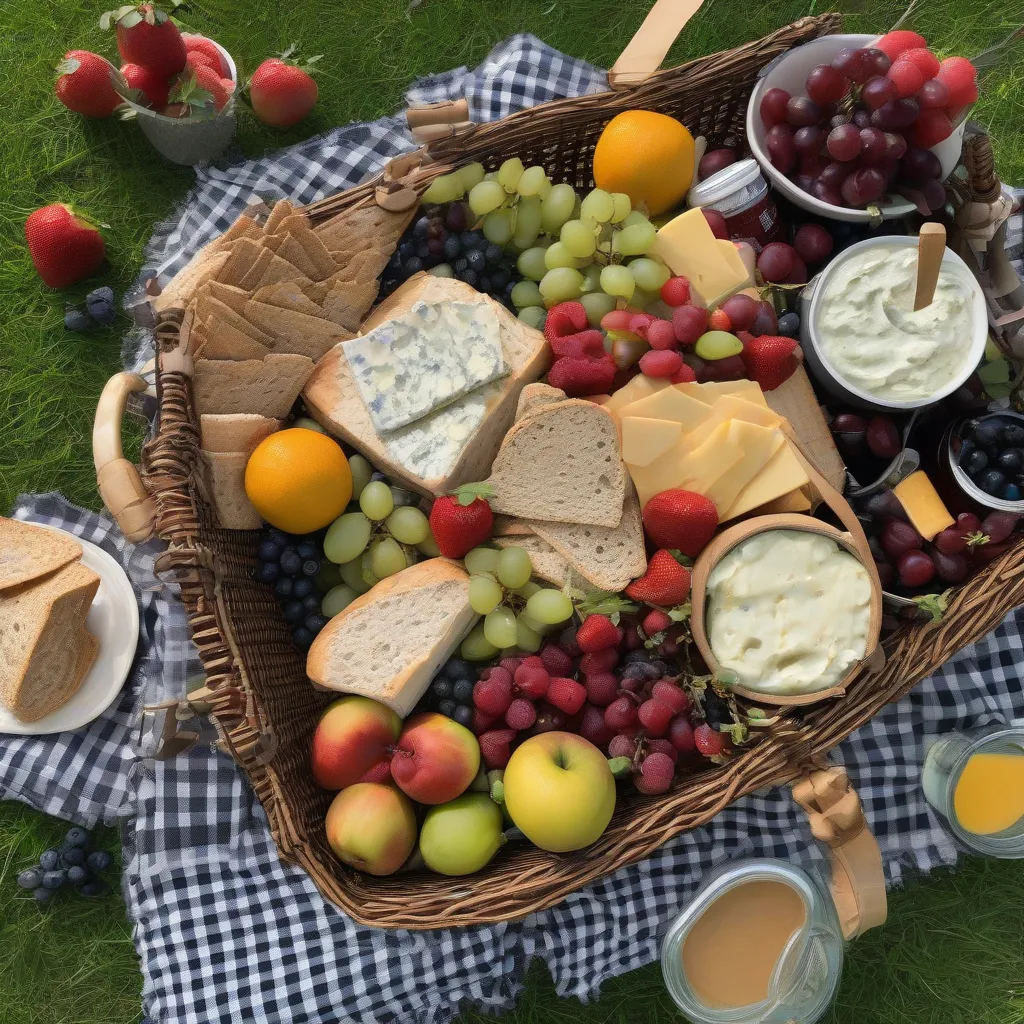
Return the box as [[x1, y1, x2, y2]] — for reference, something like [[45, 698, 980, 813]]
[[0, 526, 140, 736]]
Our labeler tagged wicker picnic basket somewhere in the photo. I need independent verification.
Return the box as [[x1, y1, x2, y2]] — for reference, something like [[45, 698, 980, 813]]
[[95, 8, 1024, 928]]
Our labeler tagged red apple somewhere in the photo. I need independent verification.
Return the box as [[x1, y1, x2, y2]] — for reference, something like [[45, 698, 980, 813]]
[[390, 712, 480, 805], [311, 696, 401, 791]]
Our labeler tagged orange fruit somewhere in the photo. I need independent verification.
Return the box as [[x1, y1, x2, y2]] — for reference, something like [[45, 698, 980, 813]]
[[592, 110, 695, 216], [245, 428, 352, 534]]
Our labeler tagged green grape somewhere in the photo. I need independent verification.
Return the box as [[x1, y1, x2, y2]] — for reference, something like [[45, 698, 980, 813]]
[[315, 560, 342, 593], [512, 196, 542, 249], [629, 257, 671, 292], [610, 192, 632, 223], [541, 183, 577, 234], [457, 161, 485, 192], [560, 219, 597, 259], [580, 263, 602, 294], [580, 188, 615, 224], [323, 511, 372, 564], [536, 176, 553, 199], [695, 330, 745, 360], [339, 557, 370, 594], [347, 453, 372, 500], [600, 264, 635, 301], [544, 241, 578, 271], [631, 285, 658, 310], [386, 506, 429, 545], [517, 246, 549, 281], [370, 537, 407, 579], [428, 263, 454, 278], [497, 157, 524, 192], [464, 546, 500, 575], [496, 546, 532, 589], [483, 606, 518, 649], [421, 173, 464, 204], [519, 610, 549, 634], [518, 306, 546, 331], [322, 584, 358, 618], [514, 581, 542, 599], [622, 210, 649, 228], [468, 573, 504, 615], [581, 290, 617, 326], [515, 614, 543, 652], [359, 480, 394, 521], [461, 621, 499, 661], [293, 416, 324, 433], [468, 180, 506, 216], [525, 588, 575, 625], [482, 209, 515, 245], [417, 533, 441, 557], [539, 267, 584, 306], [511, 280, 544, 309], [517, 165, 549, 197], [613, 221, 657, 256], [484, 170, 499, 181]]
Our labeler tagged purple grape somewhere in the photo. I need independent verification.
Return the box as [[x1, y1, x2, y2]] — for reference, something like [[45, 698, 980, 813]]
[[445, 202, 468, 233], [884, 133, 908, 160], [852, 107, 873, 129], [917, 78, 951, 110], [900, 147, 942, 181], [830, 112, 853, 130], [794, 126, 825, 153], [832, 47, 875, 83], [827, 124, 861, 161], [871, 98, 920, 130], [932, 549, 970, 583], [806, 64, 849, 103], [918, 177, 948, 212], [864, 48, 892, 77], [819, 160, 852, 186], [786, 96, 822, 127], [861, 76, 897, 110], [812, 180, 844, 207], [841, 166, 886, 207], [766, 123, 797, 173], [860, 127, 888, 163]]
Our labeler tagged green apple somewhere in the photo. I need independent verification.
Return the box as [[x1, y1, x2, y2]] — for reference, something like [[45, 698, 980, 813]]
[[418, 793, 504, 876]]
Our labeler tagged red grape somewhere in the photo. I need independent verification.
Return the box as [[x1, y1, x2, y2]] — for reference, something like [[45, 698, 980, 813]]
[[875, 561, 895, 589], [793, 223, 834, 264], [866, 416, 901, 458], [880, 157, 901, 185], [699, 148, 737, 180], [865, 48, 892, 77], [751, 300, 778, 336], [841, 167, 886, 206], [701, 354, 746, 381], [799, 154, 827, 180], [794, 126, 825, 153], [863, 488, 908, 522], [720, 294, 758, 332], [981, 512, 1020, 544], [806, 64, 849, 103], [882, 520, 923, 559], [956, 512, 982, 536], [884, 133, 908, 160], [852, 107, 873, 129], [917, 178, 947, 213], [757, 242, 796, 283], [917, 78, 950, 109], [786, 96, 822, 127], [860, 127, 888, 163], [811, 180, 844, 207], [766, 124, 797, 173], [783, 255, 809, 285], [832, 412, 868, 437], [832, 47, 876, 84], [898, 549, 935, 587], [871, 97, 919, 129], [900, 147, 941, 181], [796, 173, 816, 192], [829, 112, 853, 130], [934, 528, 968, 555], [827, 124, 861, 161], [669, 717, 695, 754], [932, 550, 970, 583], [760, 87, 791, 128], [819, 161, 852, 186], [862, 76, 898, 110]]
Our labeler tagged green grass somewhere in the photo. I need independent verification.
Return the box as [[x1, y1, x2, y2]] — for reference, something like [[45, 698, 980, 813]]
[[0, 1, 1022, 1021]]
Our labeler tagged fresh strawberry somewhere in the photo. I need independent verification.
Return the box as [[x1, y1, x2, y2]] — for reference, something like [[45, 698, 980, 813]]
[[473, 670, 513, 716], [549, 329, 605, 360], [637, 698, 674, 737], [547, 353, 616, 396], [642, 608, 672, 637], [544, 301, 589, 342], [182, 34, 228, 76], [478, 728, 518, 769], [545, 677, 587, 715], [186, 49, 222, 74], [513, 657, 550, 700], [101, 3, 187, 79], [625, 550, 691, 606], [471, 708, 498, 734], [575, 614, 623, 654], [936, 56, 978, 109], [642, 489, 718, 556], [25, 205, 106, 289], [428, 483, 493, 558], [579, 648, 618, 676], [873, 30, 927, 62], [55, 51, 123, 117], [694, 723, 728, 757], [170, 64, 233, 113], [120, 62, 169, 107], [248, 48, 320, 128], [742, 335, 800, 391], [708, 308, 732, 332], [886, 59, 926, 99], [660, 276, 691, 307], [639, 349, 683, 378], [652, 680, 690, 715]]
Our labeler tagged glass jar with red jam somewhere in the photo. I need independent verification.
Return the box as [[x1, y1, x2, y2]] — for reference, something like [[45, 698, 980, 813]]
[[688, 158, 784, 250]]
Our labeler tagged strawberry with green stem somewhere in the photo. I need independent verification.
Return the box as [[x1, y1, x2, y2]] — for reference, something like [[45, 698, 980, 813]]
[[101, 2, 187, 79], [25, 205, 106, 289], [55, 51, 125, 118], [428, 483, 494, 559], [246, 45, 321, 128]]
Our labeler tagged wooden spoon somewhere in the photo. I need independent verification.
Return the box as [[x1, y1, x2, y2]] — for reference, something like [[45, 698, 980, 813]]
[[914, 222, 946, 311]]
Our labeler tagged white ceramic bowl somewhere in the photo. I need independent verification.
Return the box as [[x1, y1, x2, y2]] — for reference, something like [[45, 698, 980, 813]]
[[746, 33, 965, 223], [800, 235, 988, 411]]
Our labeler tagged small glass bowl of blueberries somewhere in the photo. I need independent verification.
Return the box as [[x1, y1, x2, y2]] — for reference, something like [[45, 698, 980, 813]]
[[950, 412, 1024, 508]]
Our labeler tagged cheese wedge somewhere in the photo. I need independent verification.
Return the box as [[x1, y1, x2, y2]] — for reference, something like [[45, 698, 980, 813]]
[[723, 440, 809, 521], [713, 240, 755, 305], [703, 423, 784, 515], [676, 380, 768, 407], [893, 471, 954, 541], [621, 416, 683, 467], [751, 488, 813, 515], [619, 385, 712, 432], [603, 374, 670, 416]]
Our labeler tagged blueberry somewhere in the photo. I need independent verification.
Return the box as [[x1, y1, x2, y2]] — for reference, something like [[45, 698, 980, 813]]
[[399, 241, 416, 260], [957, 438, 976, 464], [443, 236, 462, 260], [405, 257, 424, 276], [61, 846, 86, 867], [998, 449, 1024, 473], [280, 549, 303, 576], [478, 276, 492, 294], [267, 528, 290, 546], [274, 577, 294, 599], [302, 558, 321, 577], [437, 699, 457, 718], [465, 230, 484, 250], [17, 869, 42, 890], [387, 252, 402, 271], [258, 540, 281, 562], [444, 658, 473, 680], [453, 704, 474, 727], [304, 613, 329, 634], [974, 420, 1002, 448], [296, 542, 317, 559], [459, 269, 479, 288], [86, 850, 113, 872], [466, 249, 486, 273], [966, 450, 989, 477], [42, 870, 67, 890], [78, 880, 110, 897], [284, 600, 305, 623], [1004, 483, 1021, 502], [293, 627, 314, 652], [778, 311, 801, 338], [453, 679, 474, 702], [86, 286, 116, 325], [256, 561, 279, 583], [415, 243, 430, 260], [67, 865, 89, 885], [39, 850, 59, 871], [292, 578, 315, 599], [980, 469, 1007, 496], [431, 678, 453, 699], [484, 243, 503, 266], [490, 269, 510, 292], [34, 888, 54, 905], [413, 216, 430, 237], [64, 307, 93, 332], [66, 827, 91, 847], [452, 257, 468, 274], [1002, 423, 1024, 447], [302, 594, 321, 614]]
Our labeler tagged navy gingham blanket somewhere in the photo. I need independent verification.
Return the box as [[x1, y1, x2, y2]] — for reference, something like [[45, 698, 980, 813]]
[[3, 35, 1024, 1024]]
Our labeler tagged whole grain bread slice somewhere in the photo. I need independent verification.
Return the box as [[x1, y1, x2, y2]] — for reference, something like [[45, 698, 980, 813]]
[[200, 413, 281, 454], [0, 518, 82, 590], [192, 354, 314, 417], [515, 383, 566, 422], [14, 628, 99, 723]]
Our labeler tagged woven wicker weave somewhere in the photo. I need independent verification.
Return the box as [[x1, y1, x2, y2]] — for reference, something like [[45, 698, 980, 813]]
[[138, 15, 1024, 928]]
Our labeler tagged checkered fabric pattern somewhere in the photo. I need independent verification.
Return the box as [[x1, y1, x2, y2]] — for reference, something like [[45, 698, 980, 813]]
[[2, 34, 1023, 1024]]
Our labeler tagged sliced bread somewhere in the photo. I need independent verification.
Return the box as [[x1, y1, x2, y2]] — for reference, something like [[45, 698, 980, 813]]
[[491, 514, 534, 538], [0, 518, 82, 590], [515, 383, 566, 421], [306, 558, 477, 716], [192, 354, 314, 418], [200, 413, 281, 454], [485, 399, 626, 528]]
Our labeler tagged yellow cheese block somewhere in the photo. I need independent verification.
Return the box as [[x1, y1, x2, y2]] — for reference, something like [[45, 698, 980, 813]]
[[893, 471, 954, 541], [751, 488, 813, 515], [703, 423, 785, 515], [626, 436, 697, 507], [620, 416, 683, 467], [649, 208, 749, 307], [675, 380, 768, 408], [604, 374, 670, 416], [677, 421, 743, 493], [710, 240, 755, 306], [722, 440, 810, 521], [619, 384, 712, 432]]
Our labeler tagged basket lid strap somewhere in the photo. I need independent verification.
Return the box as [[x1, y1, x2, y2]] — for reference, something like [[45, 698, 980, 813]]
[[792, 766, 888, 939], [406, 99, 472, 143], [608, 0, 706, 89]]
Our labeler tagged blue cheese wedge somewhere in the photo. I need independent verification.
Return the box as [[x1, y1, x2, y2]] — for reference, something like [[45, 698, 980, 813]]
[[343, 300, 506, 432]]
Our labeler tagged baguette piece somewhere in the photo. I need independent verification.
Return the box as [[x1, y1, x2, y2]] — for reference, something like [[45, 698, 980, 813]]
[[306, 558, 477, 716], [0, 518, 83, 590], [192, 354, 314, 417]]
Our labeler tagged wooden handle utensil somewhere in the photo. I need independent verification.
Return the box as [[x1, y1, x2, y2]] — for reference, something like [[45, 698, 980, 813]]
[[914, 222, 946, 311]]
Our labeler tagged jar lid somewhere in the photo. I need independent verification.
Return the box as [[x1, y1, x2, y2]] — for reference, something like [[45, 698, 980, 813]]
[[688, 158, 764, 207]]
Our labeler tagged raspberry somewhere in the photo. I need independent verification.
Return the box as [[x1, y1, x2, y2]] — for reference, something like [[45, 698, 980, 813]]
[[651, 680, 690, 715], [604, 695, 638, 731], [708, 309, 732, 332], [647, 737, 679, 763], [547, 353, 616, 397], [637, 698, 674, 737], [660, 276, 691, 307], [672, 304, 707, 345], [694, 723, 728, 756], [937, 56, 978, 109], [499, 656, 524, 676], [359, 759, 393, 783], [669, 363, 698, 384], [505, 698, 537, 731], [550, 329, 606, 360], [472, 708, 498, 734], [646, 318, 677, 351], [478, 728, 518, 769], [546, 677, 586, 715], [912, 109, 953, 149], [608, 732, 638, 759], [584, 672, 620, 707], [635, 751, 675, 794], [580, 649, 618, 676], [543, 301, 588, 343], [473, 673, 512, 715], [887, 59, 926, 98], [874, 29, 927, 61], [578, 704, 614, 749], [558, 626, 581, 656], [642, 609, 672, 637], [539, 643, 574, 677], [899, 47, 940, 79], [669, 716, 695, 753], [639, 348, 683, 378], [576, 614, 623, 653], [514, 657, 551, 699]]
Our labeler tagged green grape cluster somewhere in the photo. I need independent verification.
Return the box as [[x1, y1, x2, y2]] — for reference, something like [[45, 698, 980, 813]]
[[459, 545, 576, 661], [322, 456, 436, 598]]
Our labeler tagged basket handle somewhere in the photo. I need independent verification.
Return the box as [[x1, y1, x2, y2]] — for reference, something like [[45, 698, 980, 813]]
[[93, 372, 157, 544], [608, 0, 706, 88]]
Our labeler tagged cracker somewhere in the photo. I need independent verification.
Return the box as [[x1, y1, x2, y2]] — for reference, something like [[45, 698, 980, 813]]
[[196, 296, 275, 346], [277, 214, 337, 280], [200, 413, 281, 454], [253, 253, 313, 291], [219, 238, 270, 289], [152, 247, 229, 312], [192, 354, 314, 417], [196, 451, 263, 530], [253, 281, 329, 319], [200, 280, 250, 314], [269, 233, 321, 281], [220, 214, 262, 245], [191, 317, 270, 361], [243, 300, 353, 360], [263, 199, 296, 235]]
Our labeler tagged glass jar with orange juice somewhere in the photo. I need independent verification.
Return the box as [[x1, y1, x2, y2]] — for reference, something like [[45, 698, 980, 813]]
[[921, 727, 1024, 856]]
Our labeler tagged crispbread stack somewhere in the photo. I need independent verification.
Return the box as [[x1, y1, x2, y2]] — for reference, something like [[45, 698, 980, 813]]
[[0, 518, 100, 723]]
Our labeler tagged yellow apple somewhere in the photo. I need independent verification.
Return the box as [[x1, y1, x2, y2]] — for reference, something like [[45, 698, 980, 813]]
[[503, 732, 616, 852], [325, 782, 417, 876]]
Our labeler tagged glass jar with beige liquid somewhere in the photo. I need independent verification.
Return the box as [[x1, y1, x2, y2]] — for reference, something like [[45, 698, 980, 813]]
[[661, 860, 845, 1024]]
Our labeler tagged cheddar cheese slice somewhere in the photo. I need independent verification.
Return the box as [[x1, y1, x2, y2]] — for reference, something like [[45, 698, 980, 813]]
[[603, 375, 670, 416], [675, 380, 768, 408], [751, 488, 813, 515], [676, 422, 743, 494], [703, 423, 784, 515], [621, 416, 684, 467], [682, 396, 783, 443], [722, 440, 809, 521], [626, 436, 696, 507], [619, 385, 712, 432]]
